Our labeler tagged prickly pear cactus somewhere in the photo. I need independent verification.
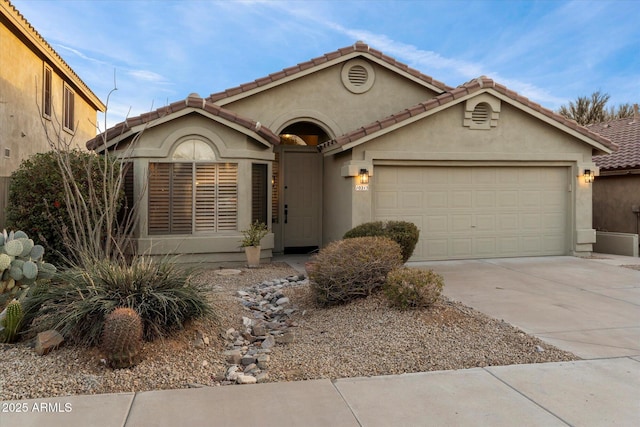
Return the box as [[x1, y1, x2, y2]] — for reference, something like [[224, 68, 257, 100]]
[[1, 299, 24, 343], [102, 307, 143, 369], [0, 229, 56, 298]]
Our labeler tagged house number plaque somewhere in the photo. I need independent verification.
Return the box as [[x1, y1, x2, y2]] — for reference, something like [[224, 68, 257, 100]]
[[355, 184, 369, 191]]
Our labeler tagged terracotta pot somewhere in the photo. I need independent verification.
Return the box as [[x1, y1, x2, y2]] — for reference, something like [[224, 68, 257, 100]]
[[244, 246, 261, 268]]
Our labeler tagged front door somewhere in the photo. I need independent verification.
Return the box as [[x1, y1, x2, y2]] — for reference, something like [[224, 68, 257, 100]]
[[283, 150, 321, 252]]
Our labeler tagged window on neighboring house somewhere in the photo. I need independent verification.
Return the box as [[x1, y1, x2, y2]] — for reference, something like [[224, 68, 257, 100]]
[[63, 84, 75, 132], [252, 163, 268, 224], [147, 139, 238, 235], [43, 65, 52, 118]]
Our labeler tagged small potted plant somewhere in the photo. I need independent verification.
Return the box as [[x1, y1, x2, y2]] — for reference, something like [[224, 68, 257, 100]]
[[240, 221, 268, 267]]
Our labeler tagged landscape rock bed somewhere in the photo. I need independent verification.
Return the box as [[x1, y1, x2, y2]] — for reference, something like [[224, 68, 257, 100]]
[[0, 262, 579, 401], [220, 275, 307, 385]]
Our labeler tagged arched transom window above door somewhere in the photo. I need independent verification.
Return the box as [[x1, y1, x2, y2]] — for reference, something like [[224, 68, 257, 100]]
[[172, 139, 216, 161]]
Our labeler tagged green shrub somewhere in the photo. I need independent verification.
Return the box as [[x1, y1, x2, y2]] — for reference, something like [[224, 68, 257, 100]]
[[6, 150, 123, 266], [384, 267, 444, 310], [343, 221, 420, 262], [310, 236, 403, 306], [22, 256, 214, 345]]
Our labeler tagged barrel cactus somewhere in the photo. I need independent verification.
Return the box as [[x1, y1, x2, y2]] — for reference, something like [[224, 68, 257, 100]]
[[102, 307, 143, 369], [0, 229, 56, 298], [1, 299, 24, 343]]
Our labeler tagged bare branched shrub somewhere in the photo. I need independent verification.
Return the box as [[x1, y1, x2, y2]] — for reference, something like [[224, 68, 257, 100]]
[[34, 84, 142, 267], [309, 237, 403, 306]]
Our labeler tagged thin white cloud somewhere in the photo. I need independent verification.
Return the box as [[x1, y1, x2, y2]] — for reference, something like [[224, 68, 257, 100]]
[[127, 70, 169, 84]]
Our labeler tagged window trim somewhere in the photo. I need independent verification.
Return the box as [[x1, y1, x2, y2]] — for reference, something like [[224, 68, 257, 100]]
[[42, 64, 52, 119], [63, 83, 75, 133]]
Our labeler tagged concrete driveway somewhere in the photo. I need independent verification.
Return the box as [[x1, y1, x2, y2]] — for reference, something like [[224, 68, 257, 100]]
[[411, 255, 640, 359]]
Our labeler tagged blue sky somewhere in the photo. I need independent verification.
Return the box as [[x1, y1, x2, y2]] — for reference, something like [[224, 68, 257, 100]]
[[13, 0, 640, 130]]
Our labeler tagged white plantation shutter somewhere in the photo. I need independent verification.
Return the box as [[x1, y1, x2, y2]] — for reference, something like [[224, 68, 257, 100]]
[[195, 164, 216, 231], [149, 162, 237, 234], [217, 164, 238, 230], [171, 163, 193, 233]]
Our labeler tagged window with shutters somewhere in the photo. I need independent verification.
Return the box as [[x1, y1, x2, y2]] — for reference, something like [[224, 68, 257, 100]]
[[147, 139, 237, 235], [63, 84, 75, 132], [43, 65, 52, 119], [148, 162, 238, 234]]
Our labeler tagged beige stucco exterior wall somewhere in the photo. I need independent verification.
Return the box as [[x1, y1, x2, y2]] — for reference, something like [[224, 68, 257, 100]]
[[324, 96, 598, 255], [593, 174, 640, 234], [0, 21, 98, 180], [118, 112, 275, 264], [219, 58, 440, 137]]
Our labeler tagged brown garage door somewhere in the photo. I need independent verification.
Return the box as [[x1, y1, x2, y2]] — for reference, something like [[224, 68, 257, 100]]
[[373, 166, 569, 261]]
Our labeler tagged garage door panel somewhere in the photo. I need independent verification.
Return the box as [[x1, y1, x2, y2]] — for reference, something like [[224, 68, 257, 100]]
[[452, 215, 472, 231], [451, 169, 473, 185], [426, 216, 448, 233], [374, 166, 568, 261], [475, 238, 497, 255], [475, 191, 496, 208], [375, 192, 398, 210], [425, 239, 448, 258], [473, 168, 497, 184], [497, 191, 518, 208], [521, 191, 541, 207], [521, 213, 542, 230], [452, 239, 472, 256], [451, 191, 472, 208], [402, 192, 422, 209], [497, 214, 519, 230], [476, 215, 496, 231], [426, 191, 448, 208], [498, 237, 519, 255]]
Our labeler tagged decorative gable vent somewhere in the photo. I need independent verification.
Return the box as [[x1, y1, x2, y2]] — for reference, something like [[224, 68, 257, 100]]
[[464, 95, 500, 130], [341, 59, 375, 94], [348, 65, 368, 86], [471, 103, 490, 124]]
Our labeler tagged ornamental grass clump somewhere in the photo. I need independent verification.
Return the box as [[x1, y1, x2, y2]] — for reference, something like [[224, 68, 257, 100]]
[[22, 256, 214, 346], [309, 236, 403, 306], [343, 220, 420, 263], [384, 267, 444, 310]]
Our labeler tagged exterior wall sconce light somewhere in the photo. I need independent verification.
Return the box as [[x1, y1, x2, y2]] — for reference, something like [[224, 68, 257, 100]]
[[359, 168, 369, 185], [583, 169, 594, 184]]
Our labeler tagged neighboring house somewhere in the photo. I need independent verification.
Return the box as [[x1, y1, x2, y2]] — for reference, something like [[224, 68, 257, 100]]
[[87, 41, 614, 264], [0, 0, 105, 223], [590, 106, 640, 255]]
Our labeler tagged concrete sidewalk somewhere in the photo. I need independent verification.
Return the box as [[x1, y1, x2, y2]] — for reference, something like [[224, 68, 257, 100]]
[[2, 358, 638, 427], [2, 255, 639, 426]]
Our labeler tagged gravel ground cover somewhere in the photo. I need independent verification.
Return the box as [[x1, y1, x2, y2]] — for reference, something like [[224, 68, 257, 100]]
[[0, 262, 578, 401]]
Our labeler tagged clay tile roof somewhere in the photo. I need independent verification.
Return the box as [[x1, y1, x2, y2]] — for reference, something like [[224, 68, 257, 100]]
[[319, 76, 617, 152], [86, 94, 280, 150], [590, 113, 640, 170], [206, 41, 452, 103]]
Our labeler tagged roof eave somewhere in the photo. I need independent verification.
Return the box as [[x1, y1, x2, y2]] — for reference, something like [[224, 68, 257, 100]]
[[89, 107, 276, 152], [211, 46, 450, 107]]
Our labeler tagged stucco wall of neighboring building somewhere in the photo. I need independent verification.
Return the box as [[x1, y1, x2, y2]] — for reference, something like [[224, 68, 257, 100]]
[[593, 174, 640, 235], [0, 19, 98, 179]]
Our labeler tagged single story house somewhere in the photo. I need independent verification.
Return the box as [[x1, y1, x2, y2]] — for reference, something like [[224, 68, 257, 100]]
[[87, 41, 615, 263], [590, 106, 640, 255]]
